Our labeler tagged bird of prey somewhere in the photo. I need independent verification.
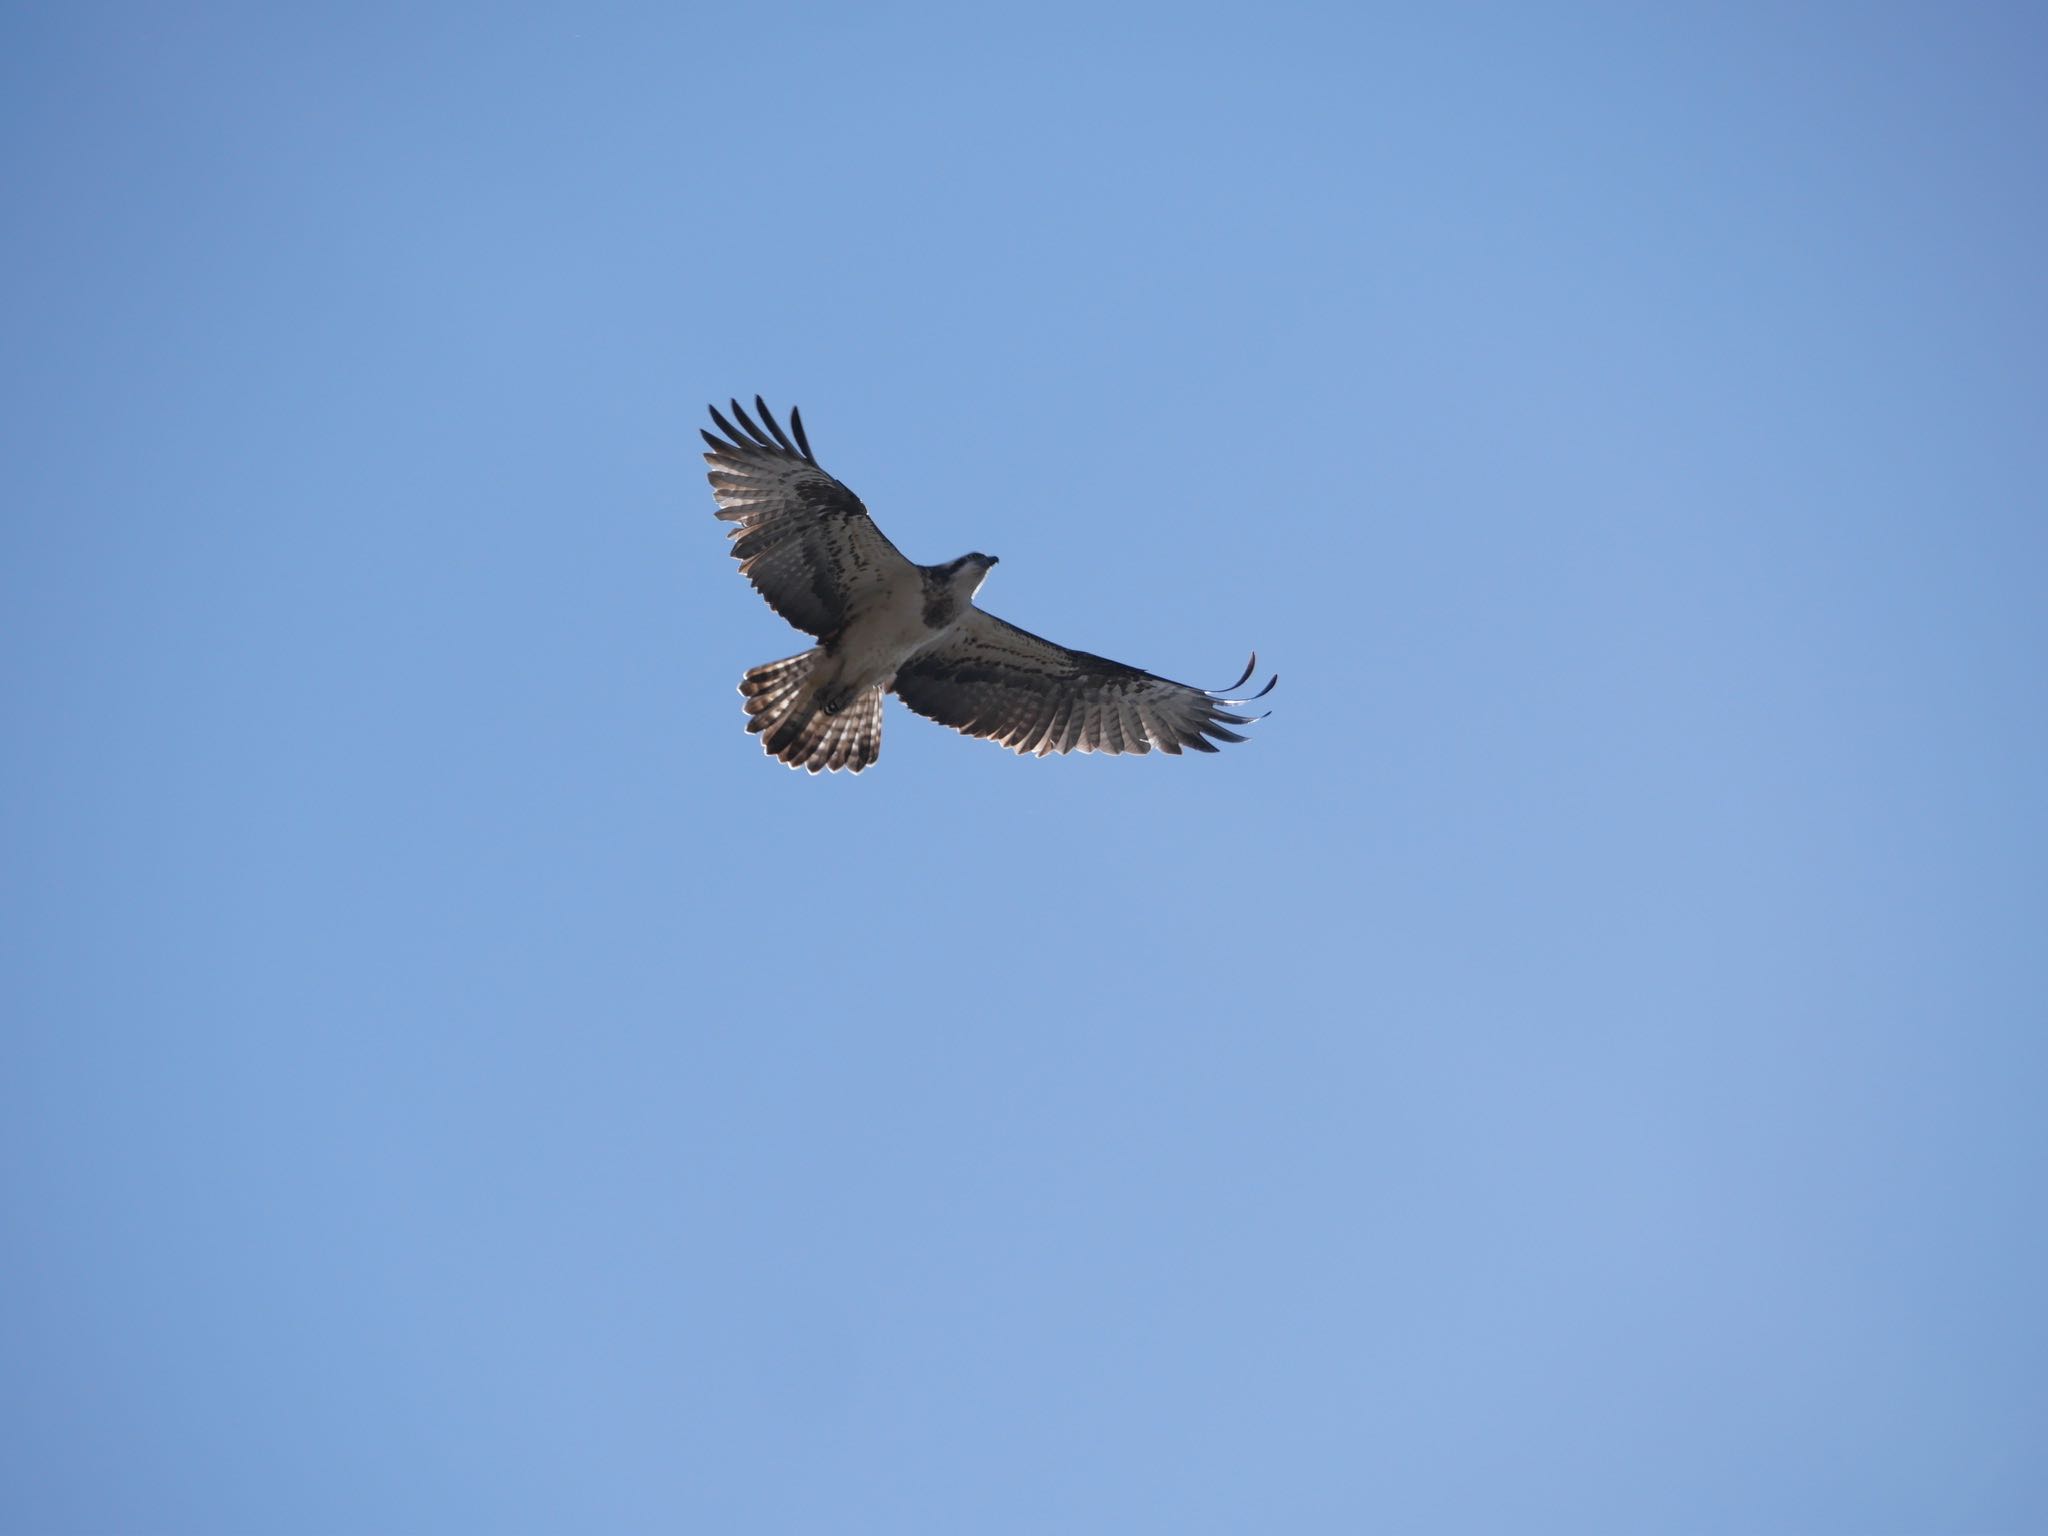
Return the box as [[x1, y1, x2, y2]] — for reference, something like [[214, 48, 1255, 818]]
[[700, 397, 1275, 773]]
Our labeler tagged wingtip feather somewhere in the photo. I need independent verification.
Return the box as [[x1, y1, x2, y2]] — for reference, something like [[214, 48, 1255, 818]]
[[754, 395, 800, 455], [706, 403, 746, 448], [728, 398, 777, 449]]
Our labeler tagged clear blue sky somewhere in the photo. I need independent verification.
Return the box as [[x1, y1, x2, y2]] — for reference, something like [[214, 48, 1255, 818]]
[[5, 2, 2045, 1530]]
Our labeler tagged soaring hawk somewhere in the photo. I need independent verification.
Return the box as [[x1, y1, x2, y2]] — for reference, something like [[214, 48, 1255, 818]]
[[701, 398, 1275, 773]]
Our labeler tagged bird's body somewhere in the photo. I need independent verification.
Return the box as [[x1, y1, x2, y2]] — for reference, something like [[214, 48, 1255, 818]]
[[820, 554, 992, 698], [701, 398, 1273, 773]]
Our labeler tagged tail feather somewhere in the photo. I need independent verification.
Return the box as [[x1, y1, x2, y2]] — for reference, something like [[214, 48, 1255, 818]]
[[738, 651, 884, 774]]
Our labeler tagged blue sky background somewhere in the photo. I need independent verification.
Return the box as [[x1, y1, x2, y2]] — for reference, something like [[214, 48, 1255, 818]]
[[5, 2, 2046, 1530]]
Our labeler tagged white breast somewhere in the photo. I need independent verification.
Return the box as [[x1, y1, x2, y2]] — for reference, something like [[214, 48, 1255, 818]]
[[832, 581, 958, 691]]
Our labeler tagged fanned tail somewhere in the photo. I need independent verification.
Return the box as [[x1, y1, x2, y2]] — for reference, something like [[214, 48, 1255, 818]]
[[739, 651, 884, 774]]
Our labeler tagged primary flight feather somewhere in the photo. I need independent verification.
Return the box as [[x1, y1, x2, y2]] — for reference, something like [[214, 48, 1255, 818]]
[[701, 397, 1275, 773]]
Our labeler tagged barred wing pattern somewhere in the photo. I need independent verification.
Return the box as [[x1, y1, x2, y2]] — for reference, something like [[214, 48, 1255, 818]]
[[701, 398, 915, 637], [891, 611, 1277, 756]]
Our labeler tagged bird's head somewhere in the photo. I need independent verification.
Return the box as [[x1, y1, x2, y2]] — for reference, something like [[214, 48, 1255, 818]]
[[944, 552, 999, 596]]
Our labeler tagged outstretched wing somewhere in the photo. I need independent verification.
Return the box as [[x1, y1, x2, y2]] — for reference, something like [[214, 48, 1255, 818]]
[[701, 398, 916, 638], [891, 610, 1277, 756]]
